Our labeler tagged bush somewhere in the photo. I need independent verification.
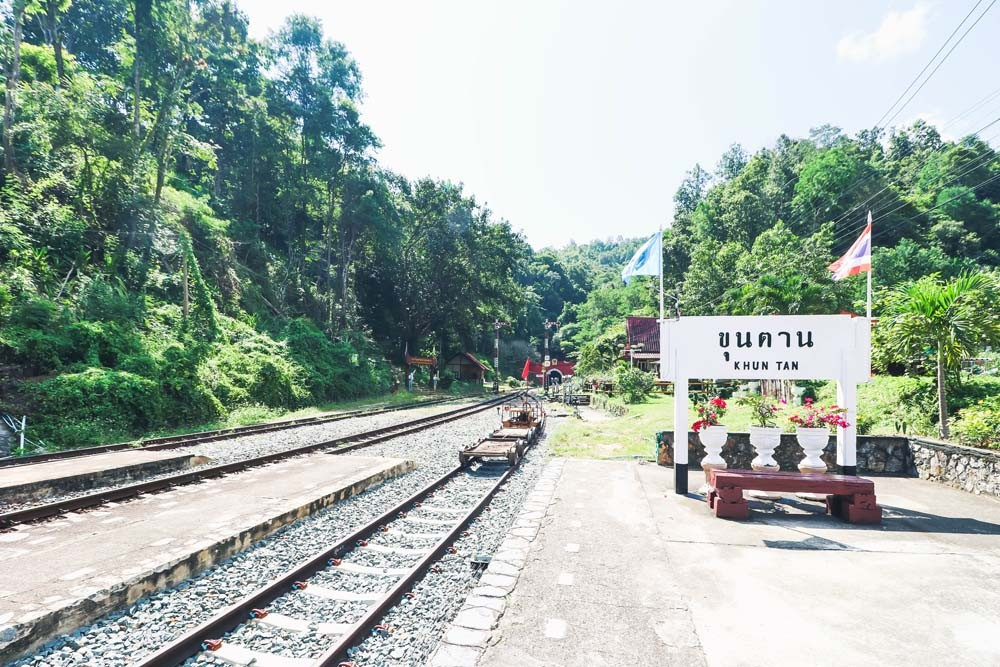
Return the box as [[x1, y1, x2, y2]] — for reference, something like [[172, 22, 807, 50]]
[[31, 368, 166, 448], [283, 320, 391, 400], [505, 376, 521, 388], [952, 397, 1000, 449], [614, 365, 655, 404]]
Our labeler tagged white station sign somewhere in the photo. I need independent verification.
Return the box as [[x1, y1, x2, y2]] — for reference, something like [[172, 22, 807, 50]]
[[659, 314, 872, 495], [660, 315, 870, 382]]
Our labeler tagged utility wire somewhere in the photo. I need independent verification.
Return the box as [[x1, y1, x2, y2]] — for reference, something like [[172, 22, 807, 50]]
[[873, 0, 987, 129], [880, 0, 998, 130]]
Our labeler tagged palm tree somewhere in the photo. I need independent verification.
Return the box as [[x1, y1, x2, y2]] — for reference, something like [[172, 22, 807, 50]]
[[882, 272, 1000, 438]]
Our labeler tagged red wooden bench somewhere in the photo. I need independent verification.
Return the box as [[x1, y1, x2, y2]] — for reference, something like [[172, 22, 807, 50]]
[[707, 469, 882, 524]]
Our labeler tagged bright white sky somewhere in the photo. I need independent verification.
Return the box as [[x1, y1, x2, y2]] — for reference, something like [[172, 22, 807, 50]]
[[237, 0, 1000, 249]]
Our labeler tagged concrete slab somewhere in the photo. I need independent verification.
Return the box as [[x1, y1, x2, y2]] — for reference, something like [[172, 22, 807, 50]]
[[480, 460, 1000, 667], [0, 453, 412, 662], [0, 450, 206, 503]]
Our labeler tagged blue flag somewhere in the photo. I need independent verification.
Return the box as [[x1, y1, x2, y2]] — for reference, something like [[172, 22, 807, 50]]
[[621, 232, 662, 285]]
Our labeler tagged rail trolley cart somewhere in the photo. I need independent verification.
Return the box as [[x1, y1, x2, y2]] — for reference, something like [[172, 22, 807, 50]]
[[459, 437, 524, 467], [499, 395, 546, 433]]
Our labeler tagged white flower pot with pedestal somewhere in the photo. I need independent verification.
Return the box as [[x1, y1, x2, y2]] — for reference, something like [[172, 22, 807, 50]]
[[796, 426, 831, 501], [748, 425, 782, 499], [697, 425, 728, 494]]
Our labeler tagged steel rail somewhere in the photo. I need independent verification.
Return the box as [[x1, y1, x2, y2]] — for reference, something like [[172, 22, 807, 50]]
[[315, 465, 515, 666], [0, 395, 467, 468], [136, 451, 525, 667], [0, 392, 521, 527], [134, 464, 469, 667]]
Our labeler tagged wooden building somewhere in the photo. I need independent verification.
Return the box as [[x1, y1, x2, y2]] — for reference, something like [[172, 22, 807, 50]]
[[445, 353, 490, 382], [624, 316, 660, 374]]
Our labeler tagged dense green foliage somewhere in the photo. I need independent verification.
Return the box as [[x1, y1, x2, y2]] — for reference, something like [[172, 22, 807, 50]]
[[1, 2, 998, 448]]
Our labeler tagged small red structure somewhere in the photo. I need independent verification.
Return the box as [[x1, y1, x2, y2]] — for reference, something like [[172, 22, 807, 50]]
[[624, 316, 660, 374], [521, 359, 575, 386]]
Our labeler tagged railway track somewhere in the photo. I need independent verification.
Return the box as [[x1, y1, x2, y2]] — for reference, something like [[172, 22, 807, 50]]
[[136, 453, 527, 666], [0, 392, 523, 528], [0, 395, 467, 468]]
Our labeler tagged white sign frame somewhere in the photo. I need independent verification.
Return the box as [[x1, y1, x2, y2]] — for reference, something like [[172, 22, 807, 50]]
[[660, 314, 871, 494]]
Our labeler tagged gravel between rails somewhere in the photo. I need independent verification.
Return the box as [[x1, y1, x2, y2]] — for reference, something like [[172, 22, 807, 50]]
[[9, 399, 550, 667], [0, 398, 482, 514]]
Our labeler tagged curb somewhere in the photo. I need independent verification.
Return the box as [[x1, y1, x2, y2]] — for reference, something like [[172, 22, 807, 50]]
[[427, 458, 565, 666]]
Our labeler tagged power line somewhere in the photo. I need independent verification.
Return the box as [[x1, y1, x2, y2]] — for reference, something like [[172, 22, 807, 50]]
[[880, 0, 998, 130], [873, 0, 987, 129]]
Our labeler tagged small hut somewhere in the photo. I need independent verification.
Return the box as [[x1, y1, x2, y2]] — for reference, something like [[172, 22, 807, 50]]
[[445, 353, 490, 383]]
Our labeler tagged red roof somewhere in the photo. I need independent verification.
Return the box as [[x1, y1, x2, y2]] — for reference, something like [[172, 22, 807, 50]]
[[625, 316, 659, 354]]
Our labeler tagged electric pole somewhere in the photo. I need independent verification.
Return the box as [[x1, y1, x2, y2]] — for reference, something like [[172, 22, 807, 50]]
[[493, 319, 509, 394], [543, 320, 560, 393]]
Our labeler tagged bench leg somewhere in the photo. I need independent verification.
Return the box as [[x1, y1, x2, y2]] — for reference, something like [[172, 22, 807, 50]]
[[712, 486, 749, 520], [828, 493, 881, 524]]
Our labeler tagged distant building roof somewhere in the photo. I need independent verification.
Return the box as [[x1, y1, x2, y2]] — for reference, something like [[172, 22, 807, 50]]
[[625, 316, 659, 354], [446, 352, 489, 372]]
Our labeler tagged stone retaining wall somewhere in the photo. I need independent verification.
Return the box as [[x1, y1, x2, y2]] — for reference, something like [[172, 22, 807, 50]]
[[910, 437, 1000, 498], [656, 430, 1000, 498]]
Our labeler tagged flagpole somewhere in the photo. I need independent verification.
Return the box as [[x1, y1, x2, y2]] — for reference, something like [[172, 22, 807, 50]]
[[658, 222, 664, 323], [866, 210, 873, 321]]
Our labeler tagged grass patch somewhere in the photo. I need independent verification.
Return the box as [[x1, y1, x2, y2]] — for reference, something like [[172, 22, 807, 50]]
[[549, 394, 760, 459]]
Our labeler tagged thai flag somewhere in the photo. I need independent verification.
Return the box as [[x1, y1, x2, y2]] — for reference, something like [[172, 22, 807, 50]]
[[828, 211, 872, 280]]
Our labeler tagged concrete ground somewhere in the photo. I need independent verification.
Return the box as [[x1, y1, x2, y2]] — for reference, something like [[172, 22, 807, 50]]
[[0, 453, 411, 662], [480, 460, 1000, 667]]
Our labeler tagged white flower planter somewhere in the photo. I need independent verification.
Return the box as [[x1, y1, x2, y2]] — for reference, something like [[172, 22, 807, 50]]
[[748, 426, 781, 469], [748, 425, 782, 499], [795, 427, 830, 474], [697, 425, 728, 494]]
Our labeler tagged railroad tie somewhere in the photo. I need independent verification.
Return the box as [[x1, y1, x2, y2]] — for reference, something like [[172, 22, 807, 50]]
[[331, 561, 409, 577], [358, 543, 427, 556], [415, 505, 465, 514], [405, 516, 459, 525], [204, 643, 316, 667], [252, 613, 311, 634], [316, 621, 354, 636], [384, 528, 445, 539], [301, 584, 384, 602]]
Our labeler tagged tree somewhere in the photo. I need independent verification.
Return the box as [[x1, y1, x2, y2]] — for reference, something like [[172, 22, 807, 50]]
[[880, 273, 1000, 438]]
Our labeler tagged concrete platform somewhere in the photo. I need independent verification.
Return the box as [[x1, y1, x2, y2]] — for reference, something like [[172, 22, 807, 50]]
[[0, 453, 413, 662], [480, 460, 1000, 667], [0, 450, 206, 503]]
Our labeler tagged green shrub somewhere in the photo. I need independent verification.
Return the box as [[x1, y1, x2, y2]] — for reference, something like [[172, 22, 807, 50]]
[[614, 365, 655, 404], [506, 376, 521, 388], [952, 397, 1000, 449], [31, 368, 166, 448]]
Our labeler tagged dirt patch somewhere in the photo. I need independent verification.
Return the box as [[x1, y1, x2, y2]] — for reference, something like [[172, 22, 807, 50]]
[[579, 406, 612, 422]]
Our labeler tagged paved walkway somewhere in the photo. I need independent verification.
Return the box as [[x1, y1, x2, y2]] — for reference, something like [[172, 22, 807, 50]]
[[0, 453, 411, 662], [481, 460, 1000, 667]]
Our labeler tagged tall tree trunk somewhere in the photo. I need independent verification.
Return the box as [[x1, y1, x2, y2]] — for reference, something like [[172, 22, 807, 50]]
[[132, 0, 153, 139], [3, 1, 26, 177], [937, 346, 949, 439], [45, 1, 65, 84], [339, 237, 353, 331]]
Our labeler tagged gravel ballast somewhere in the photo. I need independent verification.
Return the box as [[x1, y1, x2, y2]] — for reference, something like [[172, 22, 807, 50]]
[[8, 396, 554, 667], [0, 398, 480, 514]]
